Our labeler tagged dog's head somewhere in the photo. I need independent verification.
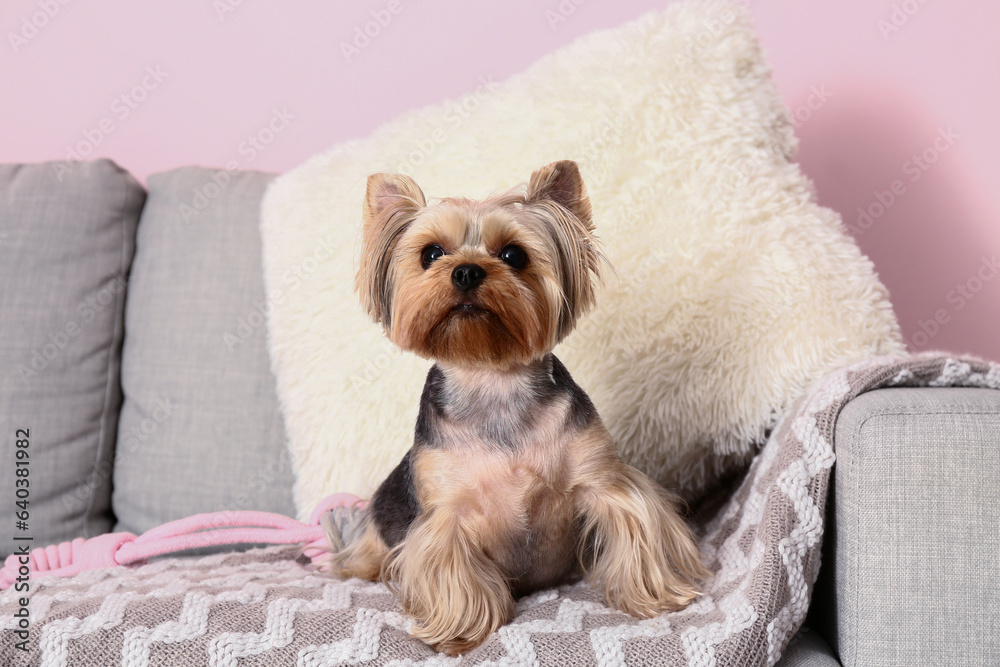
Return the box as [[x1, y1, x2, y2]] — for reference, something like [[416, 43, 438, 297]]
[[356, 160, 602, 368]]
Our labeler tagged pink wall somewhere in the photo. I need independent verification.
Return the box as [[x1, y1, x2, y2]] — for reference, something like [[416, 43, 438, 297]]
[[3, 0, 998, 361]]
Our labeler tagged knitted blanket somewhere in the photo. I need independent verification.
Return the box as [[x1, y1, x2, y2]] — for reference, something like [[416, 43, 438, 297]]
[[3, 354, 997, 666]]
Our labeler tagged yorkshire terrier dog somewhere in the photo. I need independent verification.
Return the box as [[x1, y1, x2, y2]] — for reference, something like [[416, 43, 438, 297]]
[[330, 160, 708, 654]]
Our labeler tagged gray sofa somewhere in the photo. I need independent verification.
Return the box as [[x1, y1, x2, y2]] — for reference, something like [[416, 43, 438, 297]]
[[1, 159, 996, 666], [812, 387, 1000, 666]]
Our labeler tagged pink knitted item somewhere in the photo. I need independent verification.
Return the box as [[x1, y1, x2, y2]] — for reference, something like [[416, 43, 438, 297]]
[[0, 492, 367, 590]]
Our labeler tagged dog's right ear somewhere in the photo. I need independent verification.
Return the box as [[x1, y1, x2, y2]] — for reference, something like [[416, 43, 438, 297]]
[[357, 173, 426, 326], [363, 172, 426, 222]]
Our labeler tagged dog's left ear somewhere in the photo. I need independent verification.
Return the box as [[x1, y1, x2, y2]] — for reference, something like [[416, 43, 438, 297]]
[[357, 173, 427, 326], [526, 160, 592, 226], [526, 160, 601, 340]]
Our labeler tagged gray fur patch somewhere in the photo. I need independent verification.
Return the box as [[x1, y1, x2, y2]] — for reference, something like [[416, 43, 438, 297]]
[[416, 354, 593, 451]]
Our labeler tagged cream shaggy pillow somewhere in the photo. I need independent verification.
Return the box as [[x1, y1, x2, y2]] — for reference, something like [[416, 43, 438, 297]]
[[261, 0, 903, 520]]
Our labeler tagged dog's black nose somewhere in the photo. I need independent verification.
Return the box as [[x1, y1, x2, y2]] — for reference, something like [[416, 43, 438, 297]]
[[452, 264, 486, 292]]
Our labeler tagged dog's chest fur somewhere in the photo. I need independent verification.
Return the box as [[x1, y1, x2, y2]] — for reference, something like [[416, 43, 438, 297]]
[[418, 355, 591, 449], [370, 354, 600, 593]]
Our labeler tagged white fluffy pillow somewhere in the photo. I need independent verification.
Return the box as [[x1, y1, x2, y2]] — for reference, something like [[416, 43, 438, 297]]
[[261, 0, 903, 520]]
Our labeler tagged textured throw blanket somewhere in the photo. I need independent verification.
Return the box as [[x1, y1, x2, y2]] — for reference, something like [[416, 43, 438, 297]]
[[3, 354, 997, 666]]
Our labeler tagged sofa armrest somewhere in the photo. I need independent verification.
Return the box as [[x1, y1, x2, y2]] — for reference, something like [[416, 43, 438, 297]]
[[811, 387, 1000, 667]]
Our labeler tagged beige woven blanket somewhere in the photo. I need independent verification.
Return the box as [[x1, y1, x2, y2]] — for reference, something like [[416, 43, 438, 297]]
[[3, 355, 997, 666]]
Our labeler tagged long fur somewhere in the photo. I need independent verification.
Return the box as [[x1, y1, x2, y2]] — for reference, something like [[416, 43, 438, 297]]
[[357, 172, 427, 327], [333, 161, 709, 655], [578, 460, 707, 616], [383, 511, 515, 655]]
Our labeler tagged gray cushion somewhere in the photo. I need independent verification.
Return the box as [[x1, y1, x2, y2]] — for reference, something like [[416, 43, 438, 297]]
[[112, 167, 295, 535], [814, 387, 1000, 667], [0, 159, 144, 557]]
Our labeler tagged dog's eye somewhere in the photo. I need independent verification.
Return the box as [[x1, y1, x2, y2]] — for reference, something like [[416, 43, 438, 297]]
[[499, 245, 528, 270], [420, 244, 445, 269]]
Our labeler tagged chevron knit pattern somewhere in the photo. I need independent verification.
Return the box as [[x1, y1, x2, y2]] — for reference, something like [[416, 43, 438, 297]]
[[2, 354, 997, 666]]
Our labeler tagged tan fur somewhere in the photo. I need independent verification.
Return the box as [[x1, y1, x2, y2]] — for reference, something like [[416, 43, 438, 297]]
[[357, 173, 427, 324], [357, 161, 602, 368], [386, 200, 566, 367], [342, 161, 707, 655], [383, 508, 515, 655], [570, 424, 709, 615], [327, 517, 388, 582], [358, 409, 706, 654], [389, 241, 550, 366]]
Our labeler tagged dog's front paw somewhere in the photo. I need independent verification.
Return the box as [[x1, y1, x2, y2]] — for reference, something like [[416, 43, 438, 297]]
[[406, 599, 509, 656], [605, 580, 701, 619], [387, 515, 514, 654], [579, 462, 709, 618], [396, 551, 513, 655], [431, 634, 492, 657], [399, 571, 512, 655]]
